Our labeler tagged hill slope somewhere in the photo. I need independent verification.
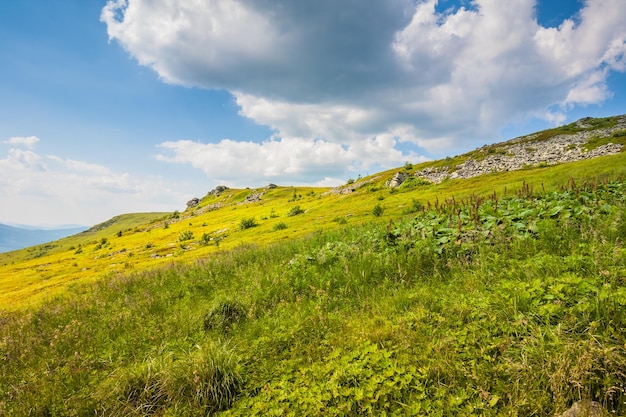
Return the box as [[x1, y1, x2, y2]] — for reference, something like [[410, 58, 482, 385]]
[[0, 115, 625, 415], [1, 115, 625, 310]]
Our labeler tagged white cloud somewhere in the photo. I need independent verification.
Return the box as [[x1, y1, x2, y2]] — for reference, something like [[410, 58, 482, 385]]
[[103, 0, 626, 183], [0, 138, 191, 226], [156, 135, 424, 186], [5, 136, 40, 149]]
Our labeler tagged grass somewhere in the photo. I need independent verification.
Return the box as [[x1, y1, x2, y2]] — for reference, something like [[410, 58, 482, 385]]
[[1, 173, 626, 415], [1, 116, 626, 414], [1, 153, 626, 310]]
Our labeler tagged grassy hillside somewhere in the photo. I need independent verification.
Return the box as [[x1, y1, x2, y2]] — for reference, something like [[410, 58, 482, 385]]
[[0, 212, 168, 309], [1, 168, 625, 415], [1, 118, 626, 415], [2, 151, 626, 311]]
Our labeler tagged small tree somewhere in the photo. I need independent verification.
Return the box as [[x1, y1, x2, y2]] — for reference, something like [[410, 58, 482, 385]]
[[372, 204, 384, 217]]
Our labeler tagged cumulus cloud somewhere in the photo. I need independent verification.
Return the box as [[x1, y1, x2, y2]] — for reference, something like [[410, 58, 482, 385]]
[[156, 135, 424, 187], [102, 0, 626, 183], [0, 138, 190, 226], [5, 136, 40, 149]]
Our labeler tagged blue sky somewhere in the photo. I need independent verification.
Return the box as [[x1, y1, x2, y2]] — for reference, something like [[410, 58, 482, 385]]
[[1, 0, 625, 226]]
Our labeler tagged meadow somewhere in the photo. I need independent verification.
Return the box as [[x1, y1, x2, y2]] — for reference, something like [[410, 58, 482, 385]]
[[1, 130, 626, 414]]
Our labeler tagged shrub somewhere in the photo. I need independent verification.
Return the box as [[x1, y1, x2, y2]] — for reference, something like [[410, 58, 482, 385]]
[[200, 233, 211, 246], [239, 217, 257, 230], [273, 222, 288, 231], [178, 230, 194, 242], [287, 205, 305, 216], [372, 203, 385, 217]]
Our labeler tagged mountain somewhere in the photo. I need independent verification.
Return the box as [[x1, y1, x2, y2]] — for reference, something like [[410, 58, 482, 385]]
[[0, 224, 87, 253]]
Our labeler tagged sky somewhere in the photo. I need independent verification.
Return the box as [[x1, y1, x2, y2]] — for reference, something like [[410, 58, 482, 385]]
[[1, 0, 625, 227]]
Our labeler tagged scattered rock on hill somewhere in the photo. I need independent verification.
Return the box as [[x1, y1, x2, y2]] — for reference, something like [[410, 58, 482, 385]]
[[324, 176, 382, 195], [186, 197, 200, 208], [208, 185, 229, 196], [266, 183, 277, 189], [560, 400, 607, 417], [385, 171, 409, 188], [244, 191, 263, 203], [409, 115, 626, 185]]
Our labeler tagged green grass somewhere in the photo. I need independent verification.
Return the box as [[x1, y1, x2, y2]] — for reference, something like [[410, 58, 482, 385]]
[[583, 130, 626, 152], [1, 176, 626, 415], [1, 116, 626, 414], [1, 152, 626, 310]]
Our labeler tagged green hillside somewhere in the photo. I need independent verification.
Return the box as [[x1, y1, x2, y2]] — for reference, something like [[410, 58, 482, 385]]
[[1, 117, 626, 415]]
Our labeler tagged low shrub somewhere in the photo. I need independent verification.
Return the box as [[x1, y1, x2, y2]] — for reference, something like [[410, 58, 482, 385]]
[[287, 205, 305, 216], [273, 222, 288, 231], [239, 217, 257, 230], [372, 204, 384, 217]]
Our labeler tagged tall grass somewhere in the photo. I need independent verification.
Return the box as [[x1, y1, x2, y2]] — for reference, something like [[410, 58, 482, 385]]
[[1, 178, 625, 415]]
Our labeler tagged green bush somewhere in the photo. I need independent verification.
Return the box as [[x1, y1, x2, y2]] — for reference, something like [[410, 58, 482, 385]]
[[200, 232, 211, 246], [239, 217, 257, 230], [372, 203, 384, 217], [273, 222, 288, 231], [287, 205, 305, 216], [178, 230, 194, 241]]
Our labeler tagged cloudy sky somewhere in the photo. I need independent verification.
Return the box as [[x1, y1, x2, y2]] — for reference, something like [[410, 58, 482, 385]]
[[1, 0, 625, 227]]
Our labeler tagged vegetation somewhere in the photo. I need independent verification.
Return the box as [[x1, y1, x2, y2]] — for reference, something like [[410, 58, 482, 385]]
[[1, 117, 626, 414], [287, 205, 306, 217], [372, 203, 385, 217], [272, 222, 288, 231], [1, 174, 625, 415], [239, 217, 258, 230]]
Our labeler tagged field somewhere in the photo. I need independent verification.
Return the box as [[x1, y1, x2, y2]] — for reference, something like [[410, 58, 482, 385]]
[[1, 137, 626, 414]]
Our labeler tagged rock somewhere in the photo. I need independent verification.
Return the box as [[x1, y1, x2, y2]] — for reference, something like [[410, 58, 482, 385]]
[[186, 197, 200, 208], [413, 116, 626, 184], [324, 176, 381, 195], [208, 185, 229, 196], [385, 171, 409, 188], [266, 183, 277, 189], [244, 191, 263, 203], [560, 400, 606, 417]]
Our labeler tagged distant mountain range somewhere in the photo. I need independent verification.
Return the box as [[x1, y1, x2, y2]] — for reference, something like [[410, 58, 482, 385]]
[[0, 224, 87, 253]]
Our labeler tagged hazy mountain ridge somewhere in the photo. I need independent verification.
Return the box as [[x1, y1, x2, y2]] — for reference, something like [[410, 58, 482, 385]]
[[0, 224, 87, 253]]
